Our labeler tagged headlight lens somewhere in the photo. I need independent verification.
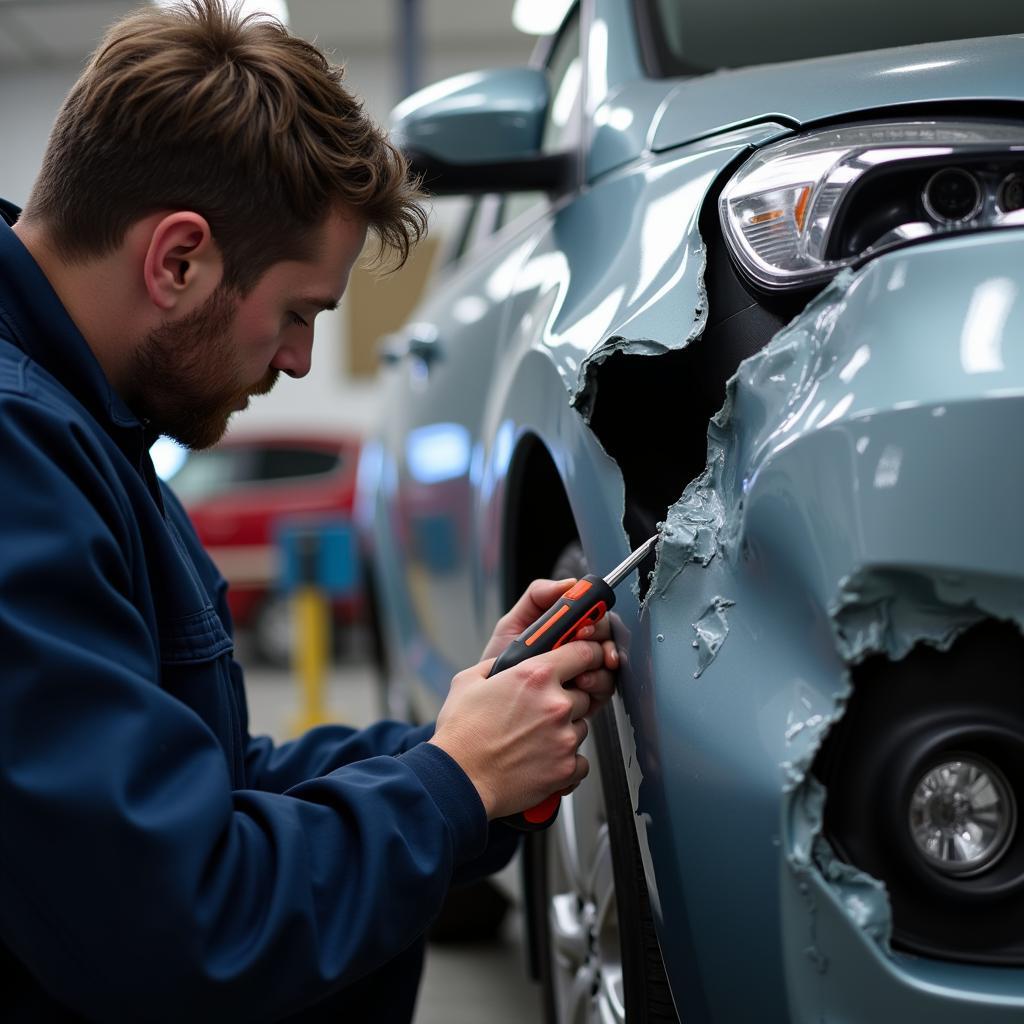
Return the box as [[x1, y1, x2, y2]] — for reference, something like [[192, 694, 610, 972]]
[[719, 120, 1024, 290]]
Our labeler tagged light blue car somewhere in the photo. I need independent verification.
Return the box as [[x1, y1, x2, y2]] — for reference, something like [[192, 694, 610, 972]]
[[356, 2, 1024, 1019]]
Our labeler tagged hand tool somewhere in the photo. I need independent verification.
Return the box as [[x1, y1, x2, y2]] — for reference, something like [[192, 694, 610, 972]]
[[488, 534, 659, 832]]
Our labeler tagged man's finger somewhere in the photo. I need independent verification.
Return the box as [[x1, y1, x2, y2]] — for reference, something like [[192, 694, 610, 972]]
[[520, 577, 575, 620], [536, 639, 605, 687], [565, 687, 591, 721], [568, 752, 590, 788], [575, 669, 615, 703]]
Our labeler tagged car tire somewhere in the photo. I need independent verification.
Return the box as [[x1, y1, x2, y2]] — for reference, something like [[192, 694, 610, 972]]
[[363, 567, 416, 722], [529, 542, 679, 1024]]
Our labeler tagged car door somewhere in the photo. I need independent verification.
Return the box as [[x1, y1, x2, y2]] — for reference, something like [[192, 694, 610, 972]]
[[373, 7, 583, 707]]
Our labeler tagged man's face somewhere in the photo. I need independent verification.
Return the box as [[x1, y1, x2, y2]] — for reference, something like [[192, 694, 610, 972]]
[[129, 208, 367, 449]]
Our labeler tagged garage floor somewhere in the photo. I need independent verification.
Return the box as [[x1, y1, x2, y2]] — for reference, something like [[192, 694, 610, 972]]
[[243, 649, 543, 1024]]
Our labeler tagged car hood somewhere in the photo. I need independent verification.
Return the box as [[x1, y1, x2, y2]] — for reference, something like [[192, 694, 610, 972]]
[[650, 34, 1024, 152]]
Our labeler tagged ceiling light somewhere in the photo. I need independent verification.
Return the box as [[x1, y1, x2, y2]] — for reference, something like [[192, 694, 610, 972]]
[[511, 0, 572, 36]]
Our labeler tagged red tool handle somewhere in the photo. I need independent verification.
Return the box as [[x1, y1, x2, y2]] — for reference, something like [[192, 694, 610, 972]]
[[487, 574, 615, 831]]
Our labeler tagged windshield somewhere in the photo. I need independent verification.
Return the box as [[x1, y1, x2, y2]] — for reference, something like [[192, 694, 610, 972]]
[[637, 0, 1024, 76]]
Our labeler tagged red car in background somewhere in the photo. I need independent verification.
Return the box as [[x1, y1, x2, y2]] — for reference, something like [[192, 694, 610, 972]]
[[164, 432, 362, 664]]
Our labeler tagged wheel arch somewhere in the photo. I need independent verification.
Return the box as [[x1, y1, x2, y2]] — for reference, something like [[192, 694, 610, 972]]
[[501, 432, 579, 611]]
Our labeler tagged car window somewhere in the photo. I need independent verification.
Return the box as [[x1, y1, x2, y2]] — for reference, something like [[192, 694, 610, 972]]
[[496, 190, 548, 231], [254, 448, 342, 482], [495, 6, 581, 232], [448, 196, 483, 264], [167, 448, 253, 502], [541, 6, 582, 155], [637, 0, 1024, 76], [167, 446, 341, 502]]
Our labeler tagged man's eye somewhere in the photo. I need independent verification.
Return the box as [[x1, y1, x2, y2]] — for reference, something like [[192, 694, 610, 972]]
[[287, 311, 309, 328]]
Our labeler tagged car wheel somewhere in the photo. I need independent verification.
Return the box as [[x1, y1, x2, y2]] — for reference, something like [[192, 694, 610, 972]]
[[363, 567, 415, 722], [530, 542, 678, 1023]]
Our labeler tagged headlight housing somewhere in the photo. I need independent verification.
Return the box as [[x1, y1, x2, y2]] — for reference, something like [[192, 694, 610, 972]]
[[719, 119, 1024, 291]]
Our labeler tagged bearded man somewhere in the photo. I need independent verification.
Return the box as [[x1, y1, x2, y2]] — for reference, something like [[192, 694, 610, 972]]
[[0, 2, 617, 1020]]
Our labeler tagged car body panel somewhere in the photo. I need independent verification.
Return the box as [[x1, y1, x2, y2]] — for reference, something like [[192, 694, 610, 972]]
[[641, 231, 1024, 1019], [358, 3, 1024, 1018], [651, 34, 1024, 151], [503, 123, 788, 414], [587, 78, 678, 181], [372, 213, 549, 709]]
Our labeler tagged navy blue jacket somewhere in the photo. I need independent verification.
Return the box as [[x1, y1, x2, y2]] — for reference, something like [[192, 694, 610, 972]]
[[0, 213, 516, 1021]]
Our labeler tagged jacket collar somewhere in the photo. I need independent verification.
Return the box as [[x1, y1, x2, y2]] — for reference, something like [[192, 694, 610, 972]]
[[0, 210, 151, 455]]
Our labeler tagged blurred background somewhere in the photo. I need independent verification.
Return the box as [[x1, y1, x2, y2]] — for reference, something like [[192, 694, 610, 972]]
[[0, 1, 549, 1019]]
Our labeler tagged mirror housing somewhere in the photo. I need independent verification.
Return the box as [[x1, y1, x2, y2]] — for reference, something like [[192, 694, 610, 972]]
[[390, 68, 572, 195]]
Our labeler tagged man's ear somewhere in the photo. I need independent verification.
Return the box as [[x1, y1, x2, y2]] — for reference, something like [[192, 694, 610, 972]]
[[142, 211, 223, 312]]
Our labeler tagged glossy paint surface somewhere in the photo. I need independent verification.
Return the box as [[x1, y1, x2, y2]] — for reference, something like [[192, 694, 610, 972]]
[[361, 4, 1024, 1019], [390, 68, 549, 163], [652, 34, 1024, 150]]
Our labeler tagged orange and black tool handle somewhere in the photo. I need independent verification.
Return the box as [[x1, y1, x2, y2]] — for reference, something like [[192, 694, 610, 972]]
[[487, 574, 616, 832]]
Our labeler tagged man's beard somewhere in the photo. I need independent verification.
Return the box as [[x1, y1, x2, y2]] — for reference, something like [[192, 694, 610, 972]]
[[128, 286, 278, 450]]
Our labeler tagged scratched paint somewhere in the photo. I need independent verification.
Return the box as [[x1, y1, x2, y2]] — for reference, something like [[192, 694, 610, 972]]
[[691, 596, 735, 677]]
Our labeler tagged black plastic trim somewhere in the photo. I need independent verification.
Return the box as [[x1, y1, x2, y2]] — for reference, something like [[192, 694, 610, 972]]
[[405, 148, 575, 197]]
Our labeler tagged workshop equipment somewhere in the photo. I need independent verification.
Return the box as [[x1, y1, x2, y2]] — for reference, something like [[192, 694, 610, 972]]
[[489, 535, 658, 831], [277, 518, 358, 732]]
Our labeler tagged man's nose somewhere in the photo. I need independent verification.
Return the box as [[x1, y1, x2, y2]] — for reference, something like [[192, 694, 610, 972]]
[[271, 336, 313, 378]]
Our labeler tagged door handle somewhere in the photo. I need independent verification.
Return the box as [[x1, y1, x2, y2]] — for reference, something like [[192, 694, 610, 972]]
[[377, 323, 444, 368], [405, 323, 443, 366]]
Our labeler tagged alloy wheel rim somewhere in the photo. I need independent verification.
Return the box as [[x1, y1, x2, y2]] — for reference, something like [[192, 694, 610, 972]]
[[547, 733, 624, 1023], [908, 755, 1017, 877]]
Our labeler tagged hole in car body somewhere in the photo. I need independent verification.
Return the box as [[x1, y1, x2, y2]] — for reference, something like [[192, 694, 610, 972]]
[[814, 618, 1024, 966]]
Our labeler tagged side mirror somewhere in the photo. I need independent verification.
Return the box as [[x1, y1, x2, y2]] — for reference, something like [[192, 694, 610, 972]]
[[390, 68, 572, 195]]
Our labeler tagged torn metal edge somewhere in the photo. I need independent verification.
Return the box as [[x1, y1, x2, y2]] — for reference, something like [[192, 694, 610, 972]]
[[831, 567, 1024, 665], [787, 774, 894, 970], [643, 268, 858, 610], [570, 243, 709, 424]]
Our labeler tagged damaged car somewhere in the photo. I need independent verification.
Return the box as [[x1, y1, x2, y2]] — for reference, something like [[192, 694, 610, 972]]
[[356, 0, 1024, 1019]]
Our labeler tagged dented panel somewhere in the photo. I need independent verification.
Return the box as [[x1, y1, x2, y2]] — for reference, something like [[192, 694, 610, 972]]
[[639, 228, 1024, 1019]]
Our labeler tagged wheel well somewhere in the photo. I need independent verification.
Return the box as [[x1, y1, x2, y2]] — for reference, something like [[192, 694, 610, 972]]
[[503, 434, 578, 611]]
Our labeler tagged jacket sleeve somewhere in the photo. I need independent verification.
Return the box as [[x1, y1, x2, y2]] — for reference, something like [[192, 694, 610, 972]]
[[0, 397, 488, 1023], [162, 484, 520, 887], [158, 483, 442, 790]]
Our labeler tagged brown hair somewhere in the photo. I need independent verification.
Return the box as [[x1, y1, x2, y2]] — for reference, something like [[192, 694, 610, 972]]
[[22, 0, 426, 290]]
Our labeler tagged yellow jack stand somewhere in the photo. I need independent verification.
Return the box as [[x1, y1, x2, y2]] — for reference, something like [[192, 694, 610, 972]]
[[290, 584, 332, 735]]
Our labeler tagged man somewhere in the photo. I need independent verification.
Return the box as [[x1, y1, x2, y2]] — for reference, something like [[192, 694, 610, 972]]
[[0, 2, 618, 1021]]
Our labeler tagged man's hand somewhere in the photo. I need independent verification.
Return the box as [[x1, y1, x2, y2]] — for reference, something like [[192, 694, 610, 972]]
[[429, 578, 623, 820], [481, 577, 619, 715], [430, 640, 605, 819]]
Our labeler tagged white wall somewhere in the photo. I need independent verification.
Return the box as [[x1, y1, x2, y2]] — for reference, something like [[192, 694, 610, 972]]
[[0, 30, 532, 440]]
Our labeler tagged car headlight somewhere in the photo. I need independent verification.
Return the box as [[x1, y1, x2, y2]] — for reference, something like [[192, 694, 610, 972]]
[[719, 119, 1024, 290]]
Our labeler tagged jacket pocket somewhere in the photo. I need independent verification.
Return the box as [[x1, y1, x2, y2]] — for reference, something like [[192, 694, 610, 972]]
[[159, 609, 245, 782]]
